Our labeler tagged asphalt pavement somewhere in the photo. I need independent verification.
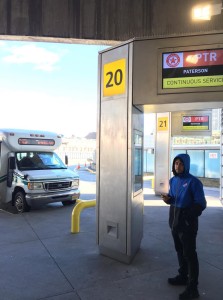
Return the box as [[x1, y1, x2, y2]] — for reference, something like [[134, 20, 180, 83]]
[[0, 170, 222, 300]]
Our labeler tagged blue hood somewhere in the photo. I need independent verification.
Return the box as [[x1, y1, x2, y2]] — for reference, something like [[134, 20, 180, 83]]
[[172, 153, 190, 176]]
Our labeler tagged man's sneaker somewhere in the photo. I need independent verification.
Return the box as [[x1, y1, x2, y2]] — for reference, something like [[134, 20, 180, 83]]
[[179, 286, 199, 299], [168, 275, 188, 285]]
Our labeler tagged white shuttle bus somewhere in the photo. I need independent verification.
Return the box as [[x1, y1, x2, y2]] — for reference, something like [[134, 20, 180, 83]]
[[0, 129, 80, 213]]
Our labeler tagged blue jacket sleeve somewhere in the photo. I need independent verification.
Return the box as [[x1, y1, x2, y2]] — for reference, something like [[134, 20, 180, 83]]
[[189, 178, 207, 217]]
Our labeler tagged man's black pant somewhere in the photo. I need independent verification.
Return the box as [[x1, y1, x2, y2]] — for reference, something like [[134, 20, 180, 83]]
[[172, 229, 199, 288]]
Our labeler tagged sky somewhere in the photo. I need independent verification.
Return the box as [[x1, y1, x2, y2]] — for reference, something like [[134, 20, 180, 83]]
[[0, 40, 110, 137], [0, 40, 154, 137]]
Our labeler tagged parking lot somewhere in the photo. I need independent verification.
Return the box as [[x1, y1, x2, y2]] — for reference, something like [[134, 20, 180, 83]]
[[0, 169, 222, 300]]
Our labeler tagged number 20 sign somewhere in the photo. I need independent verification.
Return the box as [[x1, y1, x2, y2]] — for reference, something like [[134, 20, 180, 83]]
[[103, 59, 126, 97]]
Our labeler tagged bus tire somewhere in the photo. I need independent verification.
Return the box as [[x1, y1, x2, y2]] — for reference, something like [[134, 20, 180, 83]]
[[14, 191, 30, 213]]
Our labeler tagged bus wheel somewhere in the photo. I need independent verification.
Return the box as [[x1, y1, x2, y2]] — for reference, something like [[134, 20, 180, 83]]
[[14, 191, 30, 213]]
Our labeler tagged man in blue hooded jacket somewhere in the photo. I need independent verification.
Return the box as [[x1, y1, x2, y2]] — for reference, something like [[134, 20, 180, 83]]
[[161, 153, 206, 300]]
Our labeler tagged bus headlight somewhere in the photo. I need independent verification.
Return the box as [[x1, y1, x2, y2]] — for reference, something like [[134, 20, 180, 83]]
[[71, 179, 79, 188], [28, 182, 43, 190]]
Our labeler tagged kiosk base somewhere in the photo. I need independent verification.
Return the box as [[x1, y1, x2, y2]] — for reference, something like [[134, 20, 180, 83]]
[[99, 245, 140, 264]]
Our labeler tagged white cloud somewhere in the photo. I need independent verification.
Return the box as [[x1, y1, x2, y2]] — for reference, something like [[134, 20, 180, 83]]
[[0, 40, 6, 47], [2, 44, 60, 71], [0, 88, 97, 137]]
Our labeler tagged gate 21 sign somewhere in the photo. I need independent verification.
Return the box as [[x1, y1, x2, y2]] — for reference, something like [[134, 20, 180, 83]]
[[103, 59, 126, 97], [157, 117, 169, 131]]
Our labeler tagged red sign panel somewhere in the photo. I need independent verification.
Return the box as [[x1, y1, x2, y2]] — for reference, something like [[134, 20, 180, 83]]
[[183, 49, 223, 67], [182, 115, 209, 131], [190, 116, 209, 122]]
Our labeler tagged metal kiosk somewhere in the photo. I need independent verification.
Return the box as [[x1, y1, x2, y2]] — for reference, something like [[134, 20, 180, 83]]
[[97, 44, 144, 263]]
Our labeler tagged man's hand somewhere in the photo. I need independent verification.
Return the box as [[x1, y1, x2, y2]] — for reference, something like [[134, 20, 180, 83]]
[[160, 194, 171, 204]]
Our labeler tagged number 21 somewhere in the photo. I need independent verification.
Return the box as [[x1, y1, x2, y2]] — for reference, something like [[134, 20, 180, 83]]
[[159, 120, 167, 128]]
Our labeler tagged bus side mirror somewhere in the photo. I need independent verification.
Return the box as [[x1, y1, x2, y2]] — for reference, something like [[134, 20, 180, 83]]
[[7, 157, 15, 187], [65, 155, 68, 166], [9, 157, 16, 169]]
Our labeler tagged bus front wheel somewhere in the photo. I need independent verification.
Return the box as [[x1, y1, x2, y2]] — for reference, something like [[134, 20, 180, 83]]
[[14, 191, 30, 213]]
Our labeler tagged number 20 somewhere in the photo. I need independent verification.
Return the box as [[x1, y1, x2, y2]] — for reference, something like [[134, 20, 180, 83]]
[[106, 69, 123, 88]]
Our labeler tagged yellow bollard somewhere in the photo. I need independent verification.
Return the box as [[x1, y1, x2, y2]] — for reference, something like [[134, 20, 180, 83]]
[[146, 175, 155, 189], [71, 199, 96, 233]]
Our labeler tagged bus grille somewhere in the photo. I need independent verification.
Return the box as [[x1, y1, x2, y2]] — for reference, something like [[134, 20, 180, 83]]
[[44, 181, 71, 190]]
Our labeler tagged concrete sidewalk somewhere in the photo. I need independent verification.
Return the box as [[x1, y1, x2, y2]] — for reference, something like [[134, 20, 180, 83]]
[[0, 187, 222, 300]]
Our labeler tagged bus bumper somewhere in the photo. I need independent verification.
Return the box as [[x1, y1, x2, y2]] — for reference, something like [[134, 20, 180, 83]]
[[25, 189, 80, 206]]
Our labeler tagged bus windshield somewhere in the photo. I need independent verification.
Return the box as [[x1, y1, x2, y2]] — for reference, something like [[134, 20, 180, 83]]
[[16, 152, 67, 170]]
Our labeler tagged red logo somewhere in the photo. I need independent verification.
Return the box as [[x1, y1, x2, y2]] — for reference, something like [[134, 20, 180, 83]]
[[183, 116, 191, 122], [166, 53, 181, 67]]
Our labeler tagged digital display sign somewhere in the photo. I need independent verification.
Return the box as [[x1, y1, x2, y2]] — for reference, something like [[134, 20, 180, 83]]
[[18, 138, 55, 146], [182, 115, 209, 131], [162, 49, 223, 89]]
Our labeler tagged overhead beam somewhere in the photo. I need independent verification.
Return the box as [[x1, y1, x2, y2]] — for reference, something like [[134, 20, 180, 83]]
[[0, 0, 222, 43]]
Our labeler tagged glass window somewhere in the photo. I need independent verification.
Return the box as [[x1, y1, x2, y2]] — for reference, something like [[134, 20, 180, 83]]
[[187, 150, 204, 177], [16, 152, 66, 170], [205, 150, 220, 178], [134, 130, 143, 194]]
